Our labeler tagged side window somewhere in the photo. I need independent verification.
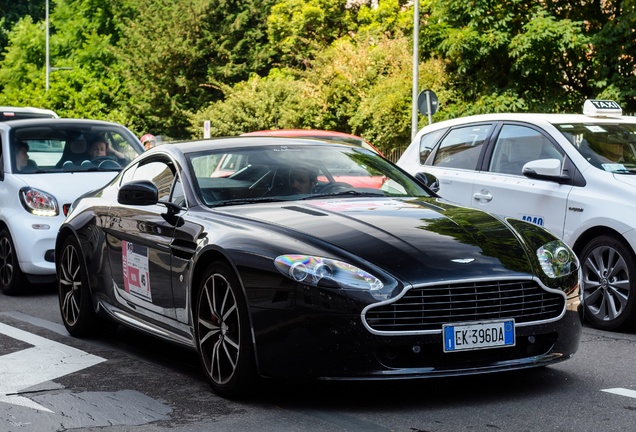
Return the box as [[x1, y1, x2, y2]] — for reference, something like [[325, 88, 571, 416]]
[[419, 129, 446, 164], [132, 160, 175, 202], [490, 125, 564, 175], [432, 124, 492, 169], [171, 176, 186, 207]]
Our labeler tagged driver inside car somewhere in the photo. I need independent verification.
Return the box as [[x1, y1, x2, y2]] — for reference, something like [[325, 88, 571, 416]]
[[289, 166, 318, 194], [88, 139, 124, 161]]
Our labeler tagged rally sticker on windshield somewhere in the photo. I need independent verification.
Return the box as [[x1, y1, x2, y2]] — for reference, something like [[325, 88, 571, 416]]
[[122, 240, 151, 301]]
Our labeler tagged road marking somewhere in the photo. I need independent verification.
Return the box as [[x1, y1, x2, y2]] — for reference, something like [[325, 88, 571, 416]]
[[601, 388, 636, 399], [0, 322, 105, 412]]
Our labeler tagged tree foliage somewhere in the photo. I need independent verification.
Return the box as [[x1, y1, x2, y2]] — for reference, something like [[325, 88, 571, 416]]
[[0, 0, 635, 154]]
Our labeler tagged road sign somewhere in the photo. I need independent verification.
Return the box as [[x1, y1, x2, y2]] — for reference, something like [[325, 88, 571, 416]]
[[417, 89, 439, 117]]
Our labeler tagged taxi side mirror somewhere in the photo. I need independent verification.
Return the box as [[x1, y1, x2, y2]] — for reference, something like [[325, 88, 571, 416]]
[[522, 159, 571, 184]]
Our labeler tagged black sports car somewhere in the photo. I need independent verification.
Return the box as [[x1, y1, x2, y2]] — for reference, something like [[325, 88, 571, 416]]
[[55, 137, 582, 398]]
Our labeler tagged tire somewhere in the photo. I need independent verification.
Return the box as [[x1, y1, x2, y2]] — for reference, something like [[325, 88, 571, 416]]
[[58, 235, 99, 336], [581, 235, 636, 331], [0, 228, 27, 295], [196, 261, 256, 398]]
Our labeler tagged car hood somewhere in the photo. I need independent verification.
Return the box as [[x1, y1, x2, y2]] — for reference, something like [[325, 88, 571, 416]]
[[14, 172, 117, 205], [614, 173, 636, 187], [218, 197, 534, 284]]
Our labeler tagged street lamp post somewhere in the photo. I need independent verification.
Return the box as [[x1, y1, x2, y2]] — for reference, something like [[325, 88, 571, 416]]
[[45, 0, 50, 91], [411, 0, 419, 140]]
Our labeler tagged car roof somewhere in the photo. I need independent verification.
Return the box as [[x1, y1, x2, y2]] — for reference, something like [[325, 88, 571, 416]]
[[0, 117, 127, 130], [242, 129, 368, 140], [147, 136, 363, 157], [0, 106, 58, 121], [417, 112, 636, 133]]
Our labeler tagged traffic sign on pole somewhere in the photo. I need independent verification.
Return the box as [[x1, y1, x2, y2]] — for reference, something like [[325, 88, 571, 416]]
[[417, 89, 439, 125]]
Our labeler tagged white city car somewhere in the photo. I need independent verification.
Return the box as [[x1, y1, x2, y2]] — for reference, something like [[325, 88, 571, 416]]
[[0, 118, 144, 294], [397, 100, 636, 331]]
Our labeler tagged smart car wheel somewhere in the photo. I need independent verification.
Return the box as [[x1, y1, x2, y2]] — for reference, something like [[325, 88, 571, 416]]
[[58, 236, 98, 336], [0, 228, 27, 295], [581, 235, 636, 331], [196, 261, 255, 398]]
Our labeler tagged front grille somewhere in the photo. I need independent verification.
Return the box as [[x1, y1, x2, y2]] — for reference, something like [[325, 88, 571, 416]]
[[365, 279, 565, 332]]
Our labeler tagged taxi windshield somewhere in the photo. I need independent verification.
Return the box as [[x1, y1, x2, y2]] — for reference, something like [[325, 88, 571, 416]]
[[555, 123, 636, 174]]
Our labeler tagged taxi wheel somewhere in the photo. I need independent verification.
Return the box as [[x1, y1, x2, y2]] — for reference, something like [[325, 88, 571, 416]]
[[195, 261, 256, 398], [0, 228, 27, 295], [58, 236, 98, 336], [581, 235, 636, 331]]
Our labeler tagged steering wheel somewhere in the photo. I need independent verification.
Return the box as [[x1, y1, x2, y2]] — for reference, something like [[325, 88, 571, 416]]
[[90, 156, 120, 166], [318, 182, 353, 194]]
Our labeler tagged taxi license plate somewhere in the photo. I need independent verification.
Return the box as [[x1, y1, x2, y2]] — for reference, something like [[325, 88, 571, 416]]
[[443, 320, 515, 352]]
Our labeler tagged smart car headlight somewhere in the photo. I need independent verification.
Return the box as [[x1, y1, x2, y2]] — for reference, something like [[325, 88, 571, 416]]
[[275, 255, 384, 290], [19, 187, 59, 217], [537, 240, 579, 278]]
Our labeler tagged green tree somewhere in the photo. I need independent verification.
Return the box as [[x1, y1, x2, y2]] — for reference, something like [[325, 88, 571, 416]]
[[267, 0, 355, 68], [113, 0, 278, 139], [0, 0, 45, 59], [421, 0, 593, 114]]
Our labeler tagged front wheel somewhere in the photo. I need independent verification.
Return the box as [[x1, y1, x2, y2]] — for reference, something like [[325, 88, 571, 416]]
[[0, 228, 27, 295], [196, 261, 256, 398], [581, 235, 636, 331], [58, 236, 98, 336]]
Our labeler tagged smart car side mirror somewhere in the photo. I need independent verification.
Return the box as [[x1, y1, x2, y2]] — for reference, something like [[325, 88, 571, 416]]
[[118, 180, 159, 205], [414, 172, 440, 193]]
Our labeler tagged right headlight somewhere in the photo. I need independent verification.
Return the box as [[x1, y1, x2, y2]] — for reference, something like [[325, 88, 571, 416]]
[[274, 254, 384, 291]]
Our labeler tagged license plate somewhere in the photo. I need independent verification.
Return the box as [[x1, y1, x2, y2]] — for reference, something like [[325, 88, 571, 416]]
[[443, 319, 515, 352]]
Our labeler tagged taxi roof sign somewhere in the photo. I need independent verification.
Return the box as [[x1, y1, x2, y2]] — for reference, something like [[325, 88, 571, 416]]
[[583, 99, 623, 117]]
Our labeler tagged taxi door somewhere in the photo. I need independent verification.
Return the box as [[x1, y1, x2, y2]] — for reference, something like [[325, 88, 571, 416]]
[[469, 123, 572, 237], [425, 123, 495, 206]]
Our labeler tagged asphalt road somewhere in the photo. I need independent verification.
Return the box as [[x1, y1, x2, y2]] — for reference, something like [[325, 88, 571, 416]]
[[1, 284, 635, 432]]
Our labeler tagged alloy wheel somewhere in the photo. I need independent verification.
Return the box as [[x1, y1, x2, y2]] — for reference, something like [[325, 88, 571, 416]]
[[197, 272, 241, 386], [583, 244, 631, 325]]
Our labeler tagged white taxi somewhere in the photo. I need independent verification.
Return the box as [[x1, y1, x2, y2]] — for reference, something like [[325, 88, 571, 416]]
[[0, 118, 144, 295], [397, 100, 636, 331]]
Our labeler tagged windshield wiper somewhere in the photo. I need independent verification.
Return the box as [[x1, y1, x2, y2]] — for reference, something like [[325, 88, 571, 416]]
[[209, 197, 294, 207], [302, 190, 385, 199]]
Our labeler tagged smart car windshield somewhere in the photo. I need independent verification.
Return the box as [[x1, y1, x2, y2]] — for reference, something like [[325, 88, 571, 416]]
[[189, 144, 431, 206], [10, 124, 142, 174], [555, 123, 636, 173]]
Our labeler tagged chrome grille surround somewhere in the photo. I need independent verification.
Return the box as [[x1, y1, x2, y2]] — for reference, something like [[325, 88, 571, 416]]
[[362, 277, 566, 335]]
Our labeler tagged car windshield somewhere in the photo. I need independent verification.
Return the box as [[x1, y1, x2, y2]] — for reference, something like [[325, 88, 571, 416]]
[[188, 144, 430, 206], [9, 124, 142, 174], [555, 122, 636, 173]]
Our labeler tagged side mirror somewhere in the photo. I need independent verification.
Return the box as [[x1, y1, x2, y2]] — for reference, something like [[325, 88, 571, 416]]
[[414, 172, 440, 193], [522, 159, 571, 184], [118, 180, 159, 205]]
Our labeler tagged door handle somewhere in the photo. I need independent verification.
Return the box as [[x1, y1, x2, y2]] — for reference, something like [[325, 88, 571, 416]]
[[473, 190, 493, 202]]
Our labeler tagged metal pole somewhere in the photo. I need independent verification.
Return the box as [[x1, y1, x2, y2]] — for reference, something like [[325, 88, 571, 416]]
[[45, 0, 50, 91], [411, 0, 419, 140]]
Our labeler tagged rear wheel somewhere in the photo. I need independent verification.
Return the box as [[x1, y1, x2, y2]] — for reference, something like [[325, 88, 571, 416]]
[[581, 235, 636, 331], [196, 261, 256, 398], [0, 228, 27, 295], [58, 236, 99, 336]]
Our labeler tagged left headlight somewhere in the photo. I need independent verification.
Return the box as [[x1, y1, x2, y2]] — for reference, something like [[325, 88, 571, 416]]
[[275, 254, 384, 291], [537, 240, 579, 278], [19, 187, 59, 217]]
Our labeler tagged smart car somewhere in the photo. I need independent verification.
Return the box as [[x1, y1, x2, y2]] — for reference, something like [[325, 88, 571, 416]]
[[56, 136, 581, 398], [0, 118, 144, 294], [397, 99, 636, 331]]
